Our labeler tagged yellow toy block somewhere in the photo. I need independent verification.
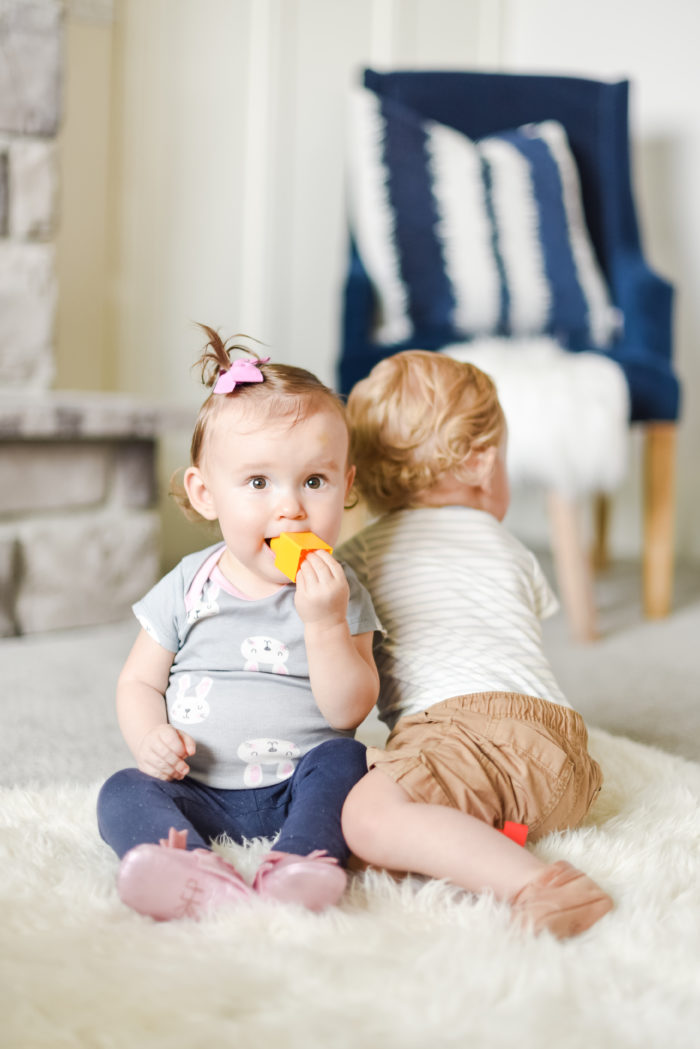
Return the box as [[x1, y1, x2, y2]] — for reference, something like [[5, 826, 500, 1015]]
[[269, 531, 333, 582]]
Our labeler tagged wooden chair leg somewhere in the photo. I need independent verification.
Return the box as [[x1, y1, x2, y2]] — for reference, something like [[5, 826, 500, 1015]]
[[547, 491, 598, 642], [591, 493, 610, 572], [643, 422, 676, 618]]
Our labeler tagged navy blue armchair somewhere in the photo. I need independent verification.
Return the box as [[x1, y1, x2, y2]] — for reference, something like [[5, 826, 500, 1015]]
[[340, 68, 680, 632]]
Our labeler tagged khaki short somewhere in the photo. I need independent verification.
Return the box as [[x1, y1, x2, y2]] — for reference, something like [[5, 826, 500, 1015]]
[[366, 692, 602, 842]]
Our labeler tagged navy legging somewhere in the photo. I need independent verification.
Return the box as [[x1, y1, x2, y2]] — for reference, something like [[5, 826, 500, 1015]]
[[97, 737, 367, 864]]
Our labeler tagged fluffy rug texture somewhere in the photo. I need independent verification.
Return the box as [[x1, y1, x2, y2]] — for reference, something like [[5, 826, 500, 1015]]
[[2, 728, 699, 1049]]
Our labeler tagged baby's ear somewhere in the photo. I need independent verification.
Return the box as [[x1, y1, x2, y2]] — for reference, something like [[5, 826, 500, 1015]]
[[345, 463, 356, 494], [468, 445, 499, 490], [184, 466, 218, 520]]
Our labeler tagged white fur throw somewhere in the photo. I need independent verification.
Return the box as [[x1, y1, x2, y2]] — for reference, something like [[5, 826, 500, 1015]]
[[443, 338, 630, 497], [2, 728, 699, 1048]]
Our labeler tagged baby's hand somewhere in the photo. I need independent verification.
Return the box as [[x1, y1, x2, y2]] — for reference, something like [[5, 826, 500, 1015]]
[[294, 550, 349, 628], [136, 723, 196, 781]]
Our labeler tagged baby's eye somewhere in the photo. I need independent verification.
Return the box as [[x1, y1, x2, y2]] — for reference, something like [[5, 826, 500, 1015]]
[[249, 477, 268, 490], [305, 475, 325, 490]]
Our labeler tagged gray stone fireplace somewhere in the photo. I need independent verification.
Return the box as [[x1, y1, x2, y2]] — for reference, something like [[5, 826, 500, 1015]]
[[0, 1, 186, 634]]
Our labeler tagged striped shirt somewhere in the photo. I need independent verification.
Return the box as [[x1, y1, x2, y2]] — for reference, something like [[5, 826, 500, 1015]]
[[339, 506, 569, 729]]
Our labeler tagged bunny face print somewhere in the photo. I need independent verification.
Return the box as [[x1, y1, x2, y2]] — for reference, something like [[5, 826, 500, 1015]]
[[185, 580, 220, 625], [169, 675, 212, 724], [241, 635, 290, 674], [237, 738, 300, 786]]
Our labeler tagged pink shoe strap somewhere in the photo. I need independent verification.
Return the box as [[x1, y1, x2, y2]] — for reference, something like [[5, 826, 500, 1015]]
[[254, 849, 339, 880], [155, 828, 250, 891], [159, 827, 189, 850], [188, 849, 251, 889]]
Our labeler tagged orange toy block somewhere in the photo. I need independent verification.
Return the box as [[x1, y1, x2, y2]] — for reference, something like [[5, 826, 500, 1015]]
[[500, 821, 529, 847], [269, 531, 333, 582]]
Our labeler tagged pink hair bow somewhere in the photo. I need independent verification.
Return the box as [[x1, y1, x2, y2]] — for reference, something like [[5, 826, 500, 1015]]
[[213, 355, 271, 394]]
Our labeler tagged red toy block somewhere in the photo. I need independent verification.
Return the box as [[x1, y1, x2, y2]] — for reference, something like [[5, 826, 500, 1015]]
[[500, 821, 528, 847], [269, 531, 333, 582]]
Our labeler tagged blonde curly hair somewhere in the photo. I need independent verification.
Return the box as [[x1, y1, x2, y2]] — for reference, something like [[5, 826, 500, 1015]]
[[170, 324, 349, 523], [346, 350, 505, 515]]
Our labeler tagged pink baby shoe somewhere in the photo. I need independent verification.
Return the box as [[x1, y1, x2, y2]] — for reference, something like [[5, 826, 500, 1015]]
[[117, 828, 253, 921], [253, 850, 347, 912], [509, 860, 613, 939]]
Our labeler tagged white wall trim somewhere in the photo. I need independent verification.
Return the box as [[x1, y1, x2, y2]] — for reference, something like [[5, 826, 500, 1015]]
[[369, 0, 399, 67], [240, 0, 275, 337]]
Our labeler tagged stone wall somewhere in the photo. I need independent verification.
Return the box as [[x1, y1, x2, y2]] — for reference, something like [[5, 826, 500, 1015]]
[[0, 1, 188, 635], [0, 0, 62, 389], [0, 392, 166, 635]]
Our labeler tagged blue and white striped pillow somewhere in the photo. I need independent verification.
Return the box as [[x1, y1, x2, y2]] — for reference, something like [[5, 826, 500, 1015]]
[[348, 87, 619, 350]]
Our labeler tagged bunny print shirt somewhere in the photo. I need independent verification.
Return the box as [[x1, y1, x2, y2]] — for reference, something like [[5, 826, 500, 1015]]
[[132, 542, 381, 789]]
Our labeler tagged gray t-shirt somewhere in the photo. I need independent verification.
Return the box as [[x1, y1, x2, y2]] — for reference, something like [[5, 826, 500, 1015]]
[[133, 542, 380, 789]]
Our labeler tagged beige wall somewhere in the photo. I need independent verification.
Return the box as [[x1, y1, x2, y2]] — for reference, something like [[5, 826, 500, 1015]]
[[54, 0, 700, 569], [55, 12, 115, 391]]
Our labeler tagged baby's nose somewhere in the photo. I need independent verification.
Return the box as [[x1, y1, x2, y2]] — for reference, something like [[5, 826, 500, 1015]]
[[276, 490, 305, 519]]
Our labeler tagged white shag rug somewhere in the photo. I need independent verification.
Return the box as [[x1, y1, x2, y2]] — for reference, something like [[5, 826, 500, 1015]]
[[2, 728, 699, 1049]]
